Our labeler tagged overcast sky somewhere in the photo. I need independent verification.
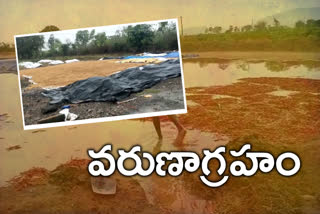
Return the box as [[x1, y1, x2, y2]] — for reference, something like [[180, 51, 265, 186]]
[[1, 0, 319, 43]]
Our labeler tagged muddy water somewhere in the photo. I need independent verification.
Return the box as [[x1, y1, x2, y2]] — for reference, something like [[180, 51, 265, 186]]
[[0, 74, 226, 186], [183, 59, 320, 87], [0, 71, 228, 213], [1, 58, 320, 213]]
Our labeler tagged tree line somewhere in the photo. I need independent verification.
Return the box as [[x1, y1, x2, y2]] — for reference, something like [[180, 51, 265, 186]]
[[204, 18, 320, 34], [15, 22, 178, 60], [0, 42, 15, 53], [181, 18, 320, 52]]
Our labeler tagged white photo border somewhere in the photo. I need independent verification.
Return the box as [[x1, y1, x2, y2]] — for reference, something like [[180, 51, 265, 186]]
[[14, 18, 188, 130]]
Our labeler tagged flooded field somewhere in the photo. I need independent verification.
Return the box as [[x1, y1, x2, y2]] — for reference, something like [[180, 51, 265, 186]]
[[183, 58, 320, 87], [1, 57, 320, 213]]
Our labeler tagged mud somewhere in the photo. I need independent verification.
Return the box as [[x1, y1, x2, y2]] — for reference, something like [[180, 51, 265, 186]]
[[1, 56, 320, 214], [0, 59, 16, 74], [0, 159, 160, 214], [182, 77, 320, 145]]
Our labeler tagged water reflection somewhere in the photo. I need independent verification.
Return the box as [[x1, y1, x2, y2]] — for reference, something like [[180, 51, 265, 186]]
[[183, 58, 320, 87]]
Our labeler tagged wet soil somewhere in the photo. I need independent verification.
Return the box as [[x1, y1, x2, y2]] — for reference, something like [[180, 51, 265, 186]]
[[1, 57, 320, 214], [22, 77, 184, 125], [0, 52, 15, 60], [0, 59, 17, 74], [0, 159, 160, 214], [182, 77, 320, 145]]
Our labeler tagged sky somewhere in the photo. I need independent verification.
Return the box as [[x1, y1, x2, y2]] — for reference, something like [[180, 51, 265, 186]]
[[1, 0, 320, 43]]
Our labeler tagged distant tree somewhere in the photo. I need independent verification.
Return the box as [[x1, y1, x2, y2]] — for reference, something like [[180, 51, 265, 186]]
[[295, 20, 305, 28], [48, 34, 55, 50], [125, 24, 154, 52], [273, 17, 280, 27], [93, 32, 108, 47], [89, 29, 95, 40], [0, 42, 15, 52], [254, 21, 267, 31], [158, 22, 169, 32], [306, 19, 316, 27], [225, 25, 233, 33], [241, 25, 252, 32], [212, 26, 222, 34], [205, 26, 222, 34], [75, 30, 89, 48], [47, 34, 62, 56], [60, 42, 71, 56], [40, 25, 60, 32], [234, 26, 240, 32], [16, 35, 45, 59], [75, 30, 95, 49]]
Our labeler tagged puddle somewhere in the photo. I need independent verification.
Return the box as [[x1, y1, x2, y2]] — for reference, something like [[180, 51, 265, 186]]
[[267, 90, 299, 97], [183, 60, 320, 87], [0, 73, 230, 212], [211, 94, 241, 100], [187, 99, 200, 107], [0, 73, 228, 185], [1, 58, 319, 213]]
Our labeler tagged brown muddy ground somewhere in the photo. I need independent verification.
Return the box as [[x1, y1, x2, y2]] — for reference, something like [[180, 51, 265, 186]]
[[181, 77, 320, 145], [0, 52, 15, 60], [1, 57, 320, 214], [0, 59, 16, 74], [20, 60, 146, 88], [0, 159, 160, 214], [3, 74, 320, 213], [22, 77, 185, 125], [140, 76, 320, 213]]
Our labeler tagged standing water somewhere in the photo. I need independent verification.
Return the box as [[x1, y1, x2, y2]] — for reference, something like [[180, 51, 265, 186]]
[[1, 58, 320, 213]]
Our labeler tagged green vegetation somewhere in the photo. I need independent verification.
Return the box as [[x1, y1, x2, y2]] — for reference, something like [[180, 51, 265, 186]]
[[40, 25, 60, 33], [0, 42, 15, 53], [181, 19, 320, 52], [15, 22, 178, 60], [16, 35, 45, 59]]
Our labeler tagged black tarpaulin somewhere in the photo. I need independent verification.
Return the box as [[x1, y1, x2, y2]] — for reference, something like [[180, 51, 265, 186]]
[[42, 59, 181, 104]]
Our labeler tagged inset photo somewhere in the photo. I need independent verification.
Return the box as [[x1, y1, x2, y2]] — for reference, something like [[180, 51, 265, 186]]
[[15, 19, 187, 130]]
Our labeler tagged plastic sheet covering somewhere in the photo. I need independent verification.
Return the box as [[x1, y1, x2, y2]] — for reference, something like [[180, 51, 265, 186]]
[[65, 59, 80, 63], [49, 60, 64, 65], [117, 58, 167, 64], [142, 52, 167, 57], [38, 59, 53, 63], [19, 62, 41, 69], [123, 51, 179, 59], [42, 59, 181, 104]]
